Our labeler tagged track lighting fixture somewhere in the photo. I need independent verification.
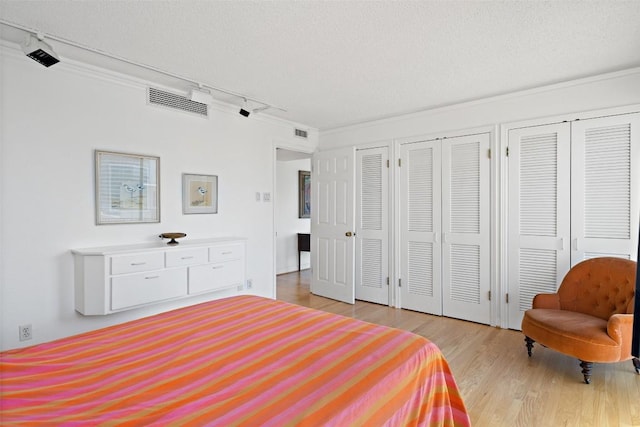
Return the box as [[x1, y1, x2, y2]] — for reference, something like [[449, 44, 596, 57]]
[[21, 34, 59, 67], [252, 105, 270, 114], [239, 98, 250, 117], [2, 20, 287, 112]]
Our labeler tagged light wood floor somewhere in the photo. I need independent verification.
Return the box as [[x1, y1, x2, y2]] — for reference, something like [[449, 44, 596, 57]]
[[277, 270, 640, 427]]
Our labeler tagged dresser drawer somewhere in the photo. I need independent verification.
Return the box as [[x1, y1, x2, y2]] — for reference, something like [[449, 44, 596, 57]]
[[189, 259, 244, 295], [209, 243, 244, 262], [111, 268, 187, 311], [165, 247, 208, 267], [111, 252, 164, 275]]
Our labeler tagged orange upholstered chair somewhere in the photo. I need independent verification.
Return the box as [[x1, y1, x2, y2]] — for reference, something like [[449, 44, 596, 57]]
[[521, 257, 639, 384]]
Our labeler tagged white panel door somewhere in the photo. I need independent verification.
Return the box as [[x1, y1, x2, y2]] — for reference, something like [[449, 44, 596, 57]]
[[571, 113, 640, 263], [310, 147, 356, 304], [441, 134, 491, 324], [399, 140, 442, 314], [507, 123, 571, 330], [355, 147, 389, 305]]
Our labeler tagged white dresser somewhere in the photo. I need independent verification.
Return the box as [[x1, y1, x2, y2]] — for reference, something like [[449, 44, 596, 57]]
[[72, 237, 246, 315]]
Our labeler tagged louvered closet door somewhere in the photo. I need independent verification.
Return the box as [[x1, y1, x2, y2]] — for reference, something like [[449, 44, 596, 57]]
[[310, 147, 356, 304], [355, 147, 389, 305], [571, 113, 640, 262], [441, 134, 491, 324], [399, 140, 442, 315], [507, 123, 571, 330]]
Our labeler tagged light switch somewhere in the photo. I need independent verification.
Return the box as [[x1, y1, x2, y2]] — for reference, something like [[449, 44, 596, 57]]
[[255, 192, 261, 201]]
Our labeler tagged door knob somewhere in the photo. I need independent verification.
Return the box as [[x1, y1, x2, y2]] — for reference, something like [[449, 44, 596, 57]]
[[345, 231, 353, 237]]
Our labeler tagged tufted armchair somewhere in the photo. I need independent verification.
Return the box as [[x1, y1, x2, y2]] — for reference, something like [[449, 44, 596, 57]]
[[521, 257, 639, 384]]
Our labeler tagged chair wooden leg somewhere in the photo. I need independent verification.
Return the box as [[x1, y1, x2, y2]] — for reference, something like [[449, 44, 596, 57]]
[[579, 360, 592, 384], [524, 336, 534, 357], [633, 358, 640, 374]]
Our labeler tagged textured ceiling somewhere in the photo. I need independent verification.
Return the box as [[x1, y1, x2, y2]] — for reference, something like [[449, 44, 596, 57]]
[[1, 1, 640, 130]]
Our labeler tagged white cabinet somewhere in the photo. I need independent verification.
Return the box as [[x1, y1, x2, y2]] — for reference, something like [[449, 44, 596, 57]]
[[111, 268, 187, 311], [165, 247, 208, 268], [507, 112, 639, 329], [355, 146, 390, 306], [209, 243, 245, 262], [189, 259, 244, 295], [111, 252, 165, 275], [398, 133, 491, 325], [72, 238, 246, 315]]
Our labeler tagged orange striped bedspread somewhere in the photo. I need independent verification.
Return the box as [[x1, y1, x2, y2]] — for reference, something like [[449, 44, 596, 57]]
[[1, 295, 469, 426]]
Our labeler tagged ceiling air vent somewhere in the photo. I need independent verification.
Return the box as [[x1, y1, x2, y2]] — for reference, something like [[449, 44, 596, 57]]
[[147, 87, 208, 118], [295, 128, 308, 139]]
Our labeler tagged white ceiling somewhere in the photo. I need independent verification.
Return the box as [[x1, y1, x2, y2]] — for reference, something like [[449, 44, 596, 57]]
[[1, 1, 640, 131]]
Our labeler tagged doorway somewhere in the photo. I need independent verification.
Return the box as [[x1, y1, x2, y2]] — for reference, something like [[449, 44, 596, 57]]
[[275, 148, 313, 279]]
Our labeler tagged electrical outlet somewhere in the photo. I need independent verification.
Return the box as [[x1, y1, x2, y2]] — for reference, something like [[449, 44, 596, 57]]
[[262, 192, 271, 202], [19, 324, 32, 341], [246, 279, 253, 289]]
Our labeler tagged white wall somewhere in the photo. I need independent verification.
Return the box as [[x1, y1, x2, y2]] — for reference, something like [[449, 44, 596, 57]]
[[276, 158, 311, 274], [321, 69, 640, 148], [0, 44, 317, 350], [318, 67, 640, 327]]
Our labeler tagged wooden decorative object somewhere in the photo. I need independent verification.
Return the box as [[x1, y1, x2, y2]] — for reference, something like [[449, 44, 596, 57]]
[[159, 232, 186, 246]]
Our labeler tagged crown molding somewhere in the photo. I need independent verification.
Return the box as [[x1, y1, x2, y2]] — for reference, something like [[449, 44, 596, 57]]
[[321, 66, 640, 135]]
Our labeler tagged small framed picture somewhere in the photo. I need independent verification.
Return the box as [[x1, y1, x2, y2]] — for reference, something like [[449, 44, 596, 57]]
[[299, 170, 310, 218], [95, 150, 160, 224], [183, 173, 218, 214]]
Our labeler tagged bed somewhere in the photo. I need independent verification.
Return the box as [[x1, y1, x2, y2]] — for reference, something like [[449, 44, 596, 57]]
[[1, 295, 470, 426]]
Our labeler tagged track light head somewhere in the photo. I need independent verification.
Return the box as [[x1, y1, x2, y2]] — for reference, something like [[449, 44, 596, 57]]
[[21, 34, 59, 67], [239, 98, 251, 117]]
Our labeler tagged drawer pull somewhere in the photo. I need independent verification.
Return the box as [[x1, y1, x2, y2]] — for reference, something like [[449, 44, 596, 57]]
[[181, 256, 195, 260], [211, 266, 224, 270], [131, 262, 147, 266], [221, 251, 232, 255], [145, 275, 160, 280]]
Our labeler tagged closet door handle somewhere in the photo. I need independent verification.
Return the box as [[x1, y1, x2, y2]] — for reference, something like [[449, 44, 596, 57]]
[[433, 233, 438, 243]]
